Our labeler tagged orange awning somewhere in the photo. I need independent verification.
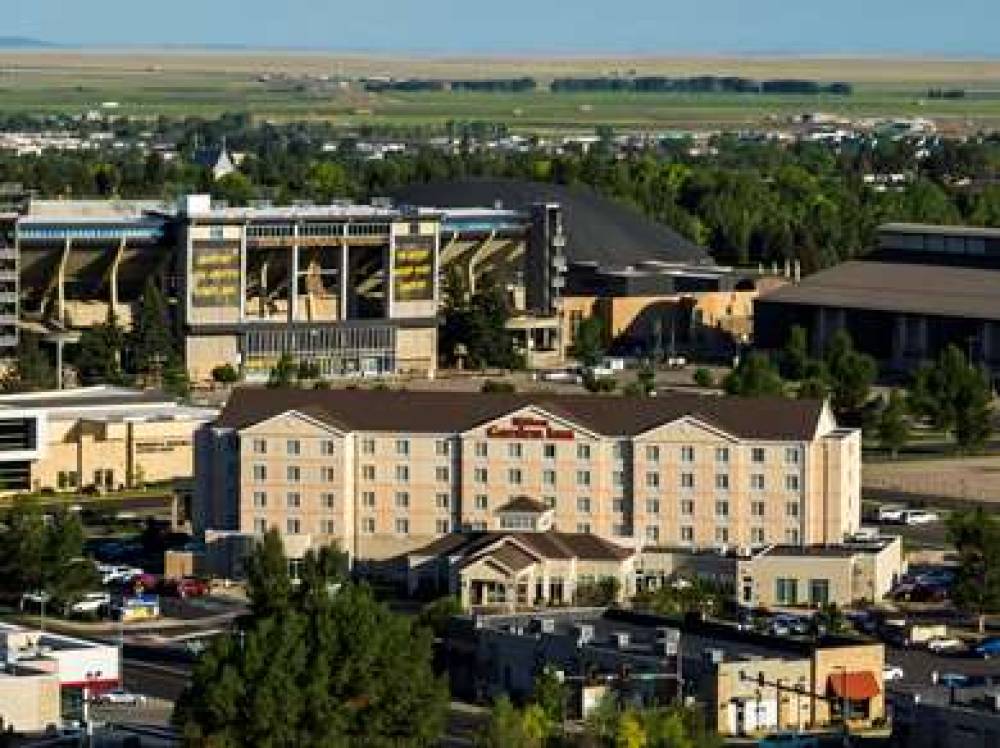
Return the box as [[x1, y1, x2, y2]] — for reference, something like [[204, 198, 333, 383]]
[[828, 671, 881, 700]]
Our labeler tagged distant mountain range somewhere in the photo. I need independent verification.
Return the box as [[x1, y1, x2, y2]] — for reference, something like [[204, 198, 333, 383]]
[[0, 37, 56, 49]]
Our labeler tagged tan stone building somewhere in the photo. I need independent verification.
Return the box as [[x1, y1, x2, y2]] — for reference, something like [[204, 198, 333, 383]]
[[196, 388, 862, 575], [0, 386, 216, 495]]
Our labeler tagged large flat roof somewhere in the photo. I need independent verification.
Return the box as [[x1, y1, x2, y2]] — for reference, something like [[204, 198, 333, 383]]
[[880, 222, 1000, 240], [758, 260, 1000, 321], [0, 386, 217, 421]]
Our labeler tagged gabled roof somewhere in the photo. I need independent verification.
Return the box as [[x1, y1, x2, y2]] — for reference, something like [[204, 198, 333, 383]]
[[497, 496, 550, 514], [410, 531, 634, 563], [215, 388, 824, 442]]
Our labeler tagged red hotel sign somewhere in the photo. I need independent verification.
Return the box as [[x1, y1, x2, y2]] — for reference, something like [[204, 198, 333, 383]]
[[486, 416, 575, 441]]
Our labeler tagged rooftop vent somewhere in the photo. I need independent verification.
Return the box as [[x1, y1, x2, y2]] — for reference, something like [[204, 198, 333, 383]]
[[574, 623, 594, 647], [612, 632, 630, 650]]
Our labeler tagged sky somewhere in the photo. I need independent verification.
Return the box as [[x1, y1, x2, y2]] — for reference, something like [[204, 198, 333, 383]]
[[5, 0, 999, 56]]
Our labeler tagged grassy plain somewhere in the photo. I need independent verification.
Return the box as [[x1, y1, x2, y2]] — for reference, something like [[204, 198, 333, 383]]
[[1, 50, 1000, 131]]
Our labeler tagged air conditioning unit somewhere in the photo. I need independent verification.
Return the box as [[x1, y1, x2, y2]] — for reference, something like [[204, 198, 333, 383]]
[[539, 618, 556, 634], [612, 632, 630, 649], [574, 623, 595, 647]]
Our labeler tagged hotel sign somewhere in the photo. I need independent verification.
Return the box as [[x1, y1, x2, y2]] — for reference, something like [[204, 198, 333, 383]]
[[486, 416, 574, 440]]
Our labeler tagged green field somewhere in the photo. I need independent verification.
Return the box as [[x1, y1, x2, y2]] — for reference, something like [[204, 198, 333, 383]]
[[1, 51, 1000, 131]]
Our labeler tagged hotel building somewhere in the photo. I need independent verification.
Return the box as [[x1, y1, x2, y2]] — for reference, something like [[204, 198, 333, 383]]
[[195, 388, 861, 568]]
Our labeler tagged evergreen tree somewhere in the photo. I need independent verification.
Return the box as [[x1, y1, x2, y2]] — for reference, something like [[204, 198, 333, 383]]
[[75, 310, 127, 385], [948, 508, 1000, 633], [722, 352, 785, 397], [877, 389, 910, 458], [824, 329, 877, 419], [571, 316, 606, 368], [267, 353, 297, 389], [133, 279, 181, 377], [3, 333, 55, 392], [911, 344, 993, 451], [780, 325, 810, 380], [245, 528, 293, 618]]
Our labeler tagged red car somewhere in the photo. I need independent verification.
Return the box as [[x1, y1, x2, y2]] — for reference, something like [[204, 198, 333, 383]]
[[158, 577, 209, 598]]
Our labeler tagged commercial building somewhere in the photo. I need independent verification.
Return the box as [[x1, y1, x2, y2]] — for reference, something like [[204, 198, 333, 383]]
[[890, 685, 1000, 748], [756, 223, 1000, 379], [0, 385, 216, 494], [0, 623, 119, 732], [443, 608, 886, 737], [194, 387, 862, 578]]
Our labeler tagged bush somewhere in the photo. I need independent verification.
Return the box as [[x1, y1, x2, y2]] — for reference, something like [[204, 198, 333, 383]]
[[583, 372, 617, 393], [481, 379, 516, 394], [693, 368, 714, 388], [211, 364, 240, 384]]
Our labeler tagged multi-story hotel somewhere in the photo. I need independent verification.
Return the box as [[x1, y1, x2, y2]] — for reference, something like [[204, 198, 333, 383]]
[[195, 388, 861, 566]]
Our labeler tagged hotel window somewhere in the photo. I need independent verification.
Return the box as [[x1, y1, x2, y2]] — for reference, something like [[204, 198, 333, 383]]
[[613, 471, 625, 488], [543, 496, 557, 509], [715, 500, 730, 518], [577, 523, 592, 534], [613, 524, 630, 537], [322, 493, 335, 509], [613, 441, 627, 460], [253, 464, 267, 482], [321, 467, 335, 482], [785, 475, 801, 491], [645, 525, 660, 543], [475, 442, 488, 458], [751, 527, 765, 545], [474, 494, 488, 510], [809, 579, 830, 606], [362, 438, 375, 455], [321, 520, 335, 535], [253, 491, 267, 509], [776, 578, 798, 605], [436, 493, 450, 510], [645, 472, 659, 489], [646, 445, 660, 462], [396, 439, 410, 457], [436, 466, 450, 482], [254, 518, 267, 534], [287, 492, 301, 509], [543, 469, 556, 486], [577, 444, 591, 460], [576, 470, 591, 487], [646, 498, 660, 514], [436, 519, 450, 534], [681, 445, 695, 463], [680, 526, 694, 543], [321, 440, 335, 456], [508, 468, 523, 485], [612, 498, 625, 513], [785, 446, 801, 465], [395, 491, 410, 509], [715, 526, 729, 544], [751, 500, 765, 517], [474, 468, 488, 484], [715, 447, 730, 464], [395, 518, 409, 535], [752, 447, 766, 463], [750, 474, 765, 490], [287, 466, 301, 483], [508, 443, 523, 459], [287, 518, 301, 535], [680, 499, 694, 515], [395, 465, 410, 482], [577, 497, 592, 514], [715, 473, 729, 490], [362, 491, 375, 507], [680, 472, 694, 489], [785, 528, 801, 544], [543, 443, 557, 460], [252, 438, 267, 455], [362, 518, 376, 534], [435, 440, 450, 456], [786, 501, 800, 518], [287, 439, 301, 456]]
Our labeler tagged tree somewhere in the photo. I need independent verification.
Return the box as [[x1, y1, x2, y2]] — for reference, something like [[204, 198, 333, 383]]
[[798, 377, 827, 400], [481, 379, 516, 394], [824, 329, 876, 419], [75, 310, 127, 385], [175, 535, 447, 746], [267, 353, 297, 389], [615, 710, 647, 748], [416, 596, 463, 638], [574, 577, 621, 606], [532, 667, 567, 731], [132, 279, 181, 379], [692, 368, 714, 388], [780, 325, 810, 380], [572, 316, 606, 368], [440, 275, 520, 370], [947, 509, 1000, 633], [877, 390, 910, 458], [212, 171, 255, 206], [211, 364, 240, 384], [636, 361, 656, 396], [911, 344, 993, 451], [478, 696, 534, 748], [2, 333, 55, 392], [722, 353, 784, 397]]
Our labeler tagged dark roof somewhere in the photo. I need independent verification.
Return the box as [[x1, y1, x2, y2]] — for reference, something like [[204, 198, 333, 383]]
[[759, 260, 1000, 321], [496, 496, 550, 514], [476, 543, 537, 573], [410, 531, 634, 563], [391, 178, 711, 269], [880, 222, 1000, 239], [216, 388, 825, 441]]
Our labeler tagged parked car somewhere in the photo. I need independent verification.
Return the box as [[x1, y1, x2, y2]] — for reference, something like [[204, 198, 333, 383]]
[[883, 664, 905, 682], [19, 590, 52, 611], [901, 510, 940, 525], [876, 504, 907, 523], [158, 576, 209, 598], [937, 672, 970, 688], [927, 636, 965, 653], [68, 592, 110, 615], [974, 637, 1000, 659], [758, 732, 820, 748], [95, 688, 147, 706]]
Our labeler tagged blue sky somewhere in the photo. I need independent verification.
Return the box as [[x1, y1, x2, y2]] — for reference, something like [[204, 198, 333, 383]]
[[6, 0, 998, 55]]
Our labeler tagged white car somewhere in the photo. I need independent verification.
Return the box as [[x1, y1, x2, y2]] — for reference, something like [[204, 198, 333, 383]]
[[876, 504, 907, 523], [926, 636, 964, 653], [69, 592, 111, 615], [902, 510, 940, 525], [883, 664, 905, 682], [96, 689, 147, 706]]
